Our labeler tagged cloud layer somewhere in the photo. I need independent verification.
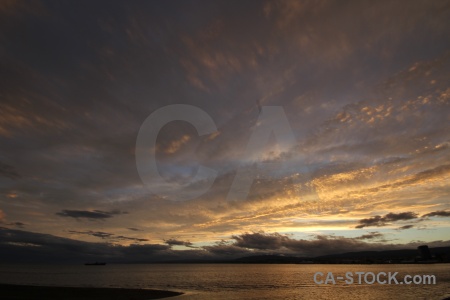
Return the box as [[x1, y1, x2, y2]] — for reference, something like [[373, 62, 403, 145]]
[[56, 210, 128, 220], [2, 228, 449, 263], [0, 0, 449, 261]]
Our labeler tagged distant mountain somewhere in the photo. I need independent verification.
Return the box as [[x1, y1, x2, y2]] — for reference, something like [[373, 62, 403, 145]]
[[316, 246, 450, 260], [230, 247, 450, 264], [158, 246, 450, 264]]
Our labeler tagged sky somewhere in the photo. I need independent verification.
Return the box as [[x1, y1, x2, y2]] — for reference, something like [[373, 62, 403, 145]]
[[0, 0, 449, 263]]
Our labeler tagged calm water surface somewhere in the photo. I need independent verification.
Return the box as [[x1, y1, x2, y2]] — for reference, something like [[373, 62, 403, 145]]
[[0, 264, 449, 299]]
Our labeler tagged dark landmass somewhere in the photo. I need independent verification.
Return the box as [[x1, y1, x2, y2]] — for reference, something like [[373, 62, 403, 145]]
[[302, 246, 447, 264], [0, 284, 183, 300], [161, 246, 450, 264]]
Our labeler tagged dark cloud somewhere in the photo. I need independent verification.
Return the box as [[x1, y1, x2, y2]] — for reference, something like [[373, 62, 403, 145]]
[[232, 232, 287, 250], [355, 232, 384, 240], [0, 227, 170, 263], [240, 233, 346, 255], [1, 228, 450, 263], [6, 222, 26, 228], [68, 230, 148, 243], [203, 244, 252, 256], [68, 230, 114, 239], [227, 232, 442, 257], [0, 227, 122, 263], [127, 227, 142, 231], [282, 235, 381, 256], [398, 225, 414, 230], [164, 239, 195, 248], [355, 216, 383, 229], [115, 236, 149, 243], [422, 210, 450, 218], [0, 162, 20, 179], [56, 209, 128, 220], [355, 212, 418, 228]]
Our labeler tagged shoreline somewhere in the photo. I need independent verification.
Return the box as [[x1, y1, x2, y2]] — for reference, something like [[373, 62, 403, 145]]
[[0, 283, 183, 299]]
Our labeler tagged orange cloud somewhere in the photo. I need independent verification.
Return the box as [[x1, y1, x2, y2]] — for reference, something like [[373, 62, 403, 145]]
[[0, 102, 69, 137], [164, 135, 191, 154], [6, 192, 18, 199], [0, 0, 45, 16]]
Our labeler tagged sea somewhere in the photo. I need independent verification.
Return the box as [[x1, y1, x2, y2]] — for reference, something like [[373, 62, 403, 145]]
[[0, 264, 449, 299]]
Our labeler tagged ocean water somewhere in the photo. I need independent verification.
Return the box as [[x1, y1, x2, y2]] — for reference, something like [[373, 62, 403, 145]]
[[0, 264, 449, 299]]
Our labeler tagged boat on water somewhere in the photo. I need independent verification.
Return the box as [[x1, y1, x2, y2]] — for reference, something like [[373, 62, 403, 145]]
[[84, 262, 106, 266]]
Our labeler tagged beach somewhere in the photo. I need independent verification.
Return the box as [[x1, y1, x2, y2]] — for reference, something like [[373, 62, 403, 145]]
[[0, 284, 183, 300]]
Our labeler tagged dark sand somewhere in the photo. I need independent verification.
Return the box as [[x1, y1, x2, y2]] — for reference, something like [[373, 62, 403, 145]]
[[0, 284, 183, 299]]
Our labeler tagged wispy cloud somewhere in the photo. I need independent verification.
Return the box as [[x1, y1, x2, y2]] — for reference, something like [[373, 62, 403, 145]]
[[355, 232, 384, 240], [398, 225, 414, 230], [355, 212, 418, 229], [422, 210, 450, 218], [56, 210, 128, 220], [68, 230, 148, 243]]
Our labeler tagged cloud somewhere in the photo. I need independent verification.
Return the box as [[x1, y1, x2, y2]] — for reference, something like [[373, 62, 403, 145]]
[[0, 1, 449, 252], [355, 232, 384, 240], [1, 228, 450, 263], [6, 222, 26, 228], [232, 232, 287, 250], [0, 227, 168, 263], [228, 232, 444, 257], [0, 0, 45, 17], [164, 238, 195, 248], [203, 244, 252, 256], [68, 230, 148, 243], [0, 161, 20, 179], [160, 135, 192, 154], [68, 230, 114, 239], [355, 212, 418, 228], [353, 209, 450, 232], [127, 227, 142, 231], [0, 227, 121, 263], [114, 236, 149, 243], [422, 210, 450, 218], [56, 209, 128, 220], [355, 216, 384, 228], [398, 225, 414, 230]]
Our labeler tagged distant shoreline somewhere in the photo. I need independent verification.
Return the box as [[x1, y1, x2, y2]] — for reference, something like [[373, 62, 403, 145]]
[[0, 283, 183, 300]]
